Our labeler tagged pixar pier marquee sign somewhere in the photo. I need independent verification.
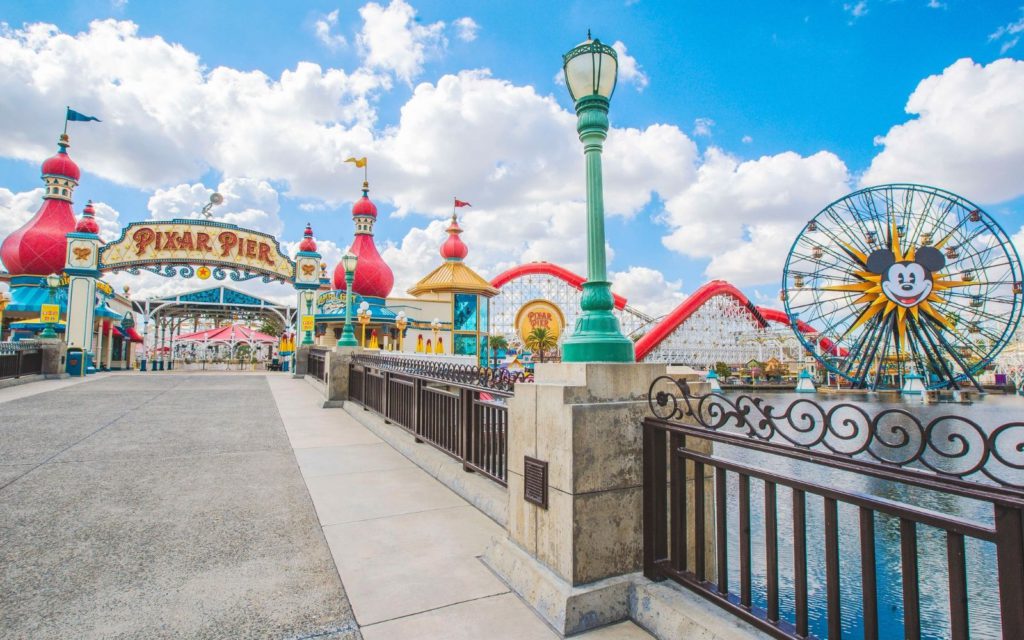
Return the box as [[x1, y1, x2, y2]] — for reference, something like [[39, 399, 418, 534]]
[[97, 219, 296, 282]]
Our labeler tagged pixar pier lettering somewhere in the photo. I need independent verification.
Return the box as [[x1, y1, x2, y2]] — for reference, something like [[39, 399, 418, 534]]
[[131, 227, 276, 266]]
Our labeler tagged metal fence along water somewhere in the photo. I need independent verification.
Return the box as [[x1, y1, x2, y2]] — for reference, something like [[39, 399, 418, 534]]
[[347, 353, 526, 485], [643, 377, 1024, 640]]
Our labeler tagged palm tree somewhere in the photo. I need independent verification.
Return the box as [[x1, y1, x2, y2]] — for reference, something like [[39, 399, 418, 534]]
[[488, 335, 509, 367], [525, 327, 558, 363]]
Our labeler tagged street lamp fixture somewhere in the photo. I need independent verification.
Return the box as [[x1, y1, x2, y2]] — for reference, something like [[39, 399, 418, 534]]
[[337, 251, 359, 347], [357, 301, 371, 348], [395, 311, 408, 352], [40, 273, 62, 339], [560, 34, 634, 362]]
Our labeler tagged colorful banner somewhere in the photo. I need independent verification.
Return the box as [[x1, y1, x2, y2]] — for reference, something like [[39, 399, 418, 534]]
[[40, 304, 60, 323], [301, 315, 315, 332]]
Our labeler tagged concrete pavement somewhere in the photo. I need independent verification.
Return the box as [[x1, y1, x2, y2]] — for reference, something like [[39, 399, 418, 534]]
[[0, 374, 359, 639], [269, 374, 654, 639]]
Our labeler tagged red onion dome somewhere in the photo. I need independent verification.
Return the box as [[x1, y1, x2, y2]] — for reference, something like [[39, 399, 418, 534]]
[[352, 182, 377, 218], [298, 223, 317, 252], [75, 200, 100, 235], [0, 135, 79, 275], [440, 214, 468, 261], [42, 139, 81, 182], [332, 235, 394, 298]]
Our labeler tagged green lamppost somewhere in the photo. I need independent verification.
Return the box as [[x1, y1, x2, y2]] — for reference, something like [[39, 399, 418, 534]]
[[560, 34, 635, 362], [337, 251, 359, 347], [301, 291, 314, 346], [39, 273, 62, 339]]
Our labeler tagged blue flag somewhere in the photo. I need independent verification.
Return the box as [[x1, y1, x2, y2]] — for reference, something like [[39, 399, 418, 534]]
[[66, 107, 101, 123]]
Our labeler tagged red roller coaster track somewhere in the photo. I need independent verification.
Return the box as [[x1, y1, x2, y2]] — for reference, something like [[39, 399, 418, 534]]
[[490, 264, 841, 362]]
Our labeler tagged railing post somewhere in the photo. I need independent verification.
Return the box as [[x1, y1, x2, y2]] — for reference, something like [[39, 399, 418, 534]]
[[995, 504, 1024, 632], [643, 419, 668, 580], [16, 349, 23, 378], [461, 388, 474, 472], [413, 377, 423, 442], [382, 369, 391, 423]]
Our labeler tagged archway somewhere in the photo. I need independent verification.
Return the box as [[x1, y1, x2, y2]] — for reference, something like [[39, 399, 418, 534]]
[[63, 219, 322, 375]]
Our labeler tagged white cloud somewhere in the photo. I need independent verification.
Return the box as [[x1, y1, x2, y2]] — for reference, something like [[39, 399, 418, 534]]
[[862, 57, 1024, 203], [0, 19, 386, 195], [453, 17, 479, 42], [0, 187, 44, 238], [611, 41, 648, 91], [356, 0, 446, 84], [693, 117, 715, 138], [147, 178, 285, 237], [314, 9, 348, 50], [661, 148, 851, 286], [989, 9, 1024, 54], [90, 201, 122, 241], [611, 266, 686, 317], [741, 135, 753, 144], [926, 0, 946, 9], [844, 1, 868, 20]]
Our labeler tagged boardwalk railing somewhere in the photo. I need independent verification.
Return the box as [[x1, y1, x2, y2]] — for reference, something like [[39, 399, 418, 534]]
[[348, 353, 527, 485], [308, 348, 327, 382], [0, 342, 43, 381], [643, 376, 1024, 640]]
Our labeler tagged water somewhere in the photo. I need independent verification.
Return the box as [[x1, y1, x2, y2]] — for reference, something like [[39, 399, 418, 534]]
[[709, 391, 1024, 640]]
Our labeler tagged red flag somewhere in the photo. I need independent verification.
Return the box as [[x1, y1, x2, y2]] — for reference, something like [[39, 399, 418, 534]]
[[454, 198, 472, 208]]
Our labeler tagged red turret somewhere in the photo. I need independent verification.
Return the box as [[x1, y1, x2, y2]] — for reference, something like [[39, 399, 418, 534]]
[[0, 134, 79, 275], [440, 213, 468, 261], [75, 200, 100, 235], [298, 223, 317, 252], [332, 181, 394, 298]]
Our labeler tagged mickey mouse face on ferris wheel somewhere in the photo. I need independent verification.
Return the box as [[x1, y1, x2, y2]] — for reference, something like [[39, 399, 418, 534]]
[[866, 246, 946, 309]]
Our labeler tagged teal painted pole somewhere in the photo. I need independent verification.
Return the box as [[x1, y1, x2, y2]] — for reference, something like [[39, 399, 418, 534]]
[[301, 292, 314, 346], [561, 93, 635, 363], [338, 272, 358, 347]]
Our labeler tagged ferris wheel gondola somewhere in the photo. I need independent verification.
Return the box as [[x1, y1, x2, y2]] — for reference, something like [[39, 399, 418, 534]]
[[781, 184, 1023, 390]]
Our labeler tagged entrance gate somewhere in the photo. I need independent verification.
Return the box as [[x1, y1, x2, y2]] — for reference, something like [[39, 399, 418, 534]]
[[63, 218, 322, 374]]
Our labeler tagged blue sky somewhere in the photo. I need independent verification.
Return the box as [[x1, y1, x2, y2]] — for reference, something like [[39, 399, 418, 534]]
[[2, 0, 1023, 314]]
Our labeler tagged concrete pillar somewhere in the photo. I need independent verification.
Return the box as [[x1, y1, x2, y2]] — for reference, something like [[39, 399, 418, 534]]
[[293, 345, 309, 377], [63, 230, 101, 377], [323, 347, 356, 407], [484, 362, 669, 635], [94, 320, 104, 371], [104, 323, 114, 369], [39, 339, 68, 378]]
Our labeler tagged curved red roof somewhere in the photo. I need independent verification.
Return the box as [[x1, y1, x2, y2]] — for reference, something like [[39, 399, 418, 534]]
[[42, 147, 80, 182], [298, 223, 317, 252], [490, 262, 628, 310], [634, 280, 843, 361]]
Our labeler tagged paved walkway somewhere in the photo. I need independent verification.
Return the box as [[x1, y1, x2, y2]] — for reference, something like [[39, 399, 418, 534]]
[[1, 372, 653, 639], [269, 375, 652, 639], [0, 374, 359, 639]]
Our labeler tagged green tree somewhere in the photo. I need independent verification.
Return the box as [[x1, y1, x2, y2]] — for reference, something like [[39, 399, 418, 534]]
[[488, 334, 509, 367], [525, 327, 558, 363], [714, 361, 730, 379], [258, 316, 284, 337]]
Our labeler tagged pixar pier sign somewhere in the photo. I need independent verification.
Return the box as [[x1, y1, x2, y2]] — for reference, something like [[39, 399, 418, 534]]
[[97, 219, 296, 282]]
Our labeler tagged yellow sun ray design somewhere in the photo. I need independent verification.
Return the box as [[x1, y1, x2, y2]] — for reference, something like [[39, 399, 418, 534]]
[[826, 213, 965, 346]]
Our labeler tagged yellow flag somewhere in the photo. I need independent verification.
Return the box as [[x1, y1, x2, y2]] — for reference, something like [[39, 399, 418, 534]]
[[345, 157, 367, 168]]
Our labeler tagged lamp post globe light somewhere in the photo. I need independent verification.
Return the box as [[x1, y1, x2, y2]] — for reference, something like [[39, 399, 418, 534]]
[[560, 34, 635, 362], [40, 273, 62, 339], [337, 251, 359, 347]]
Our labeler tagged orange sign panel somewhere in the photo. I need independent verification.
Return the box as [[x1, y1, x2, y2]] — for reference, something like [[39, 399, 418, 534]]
[[514, 300, 565, 344]]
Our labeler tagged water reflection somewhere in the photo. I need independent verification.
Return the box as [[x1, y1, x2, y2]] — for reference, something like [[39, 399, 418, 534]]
[[713, 392, 1023, 639]]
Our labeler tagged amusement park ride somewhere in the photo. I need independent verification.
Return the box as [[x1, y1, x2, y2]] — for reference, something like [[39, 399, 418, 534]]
[[1, 120, 1021, 392]]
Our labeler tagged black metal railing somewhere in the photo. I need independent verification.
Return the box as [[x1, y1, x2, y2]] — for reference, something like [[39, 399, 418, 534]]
[[308, 348, 327, 382], [348, 354, 525, 485], [643, 376, 1024, 640], [0, 342, 43, 380]]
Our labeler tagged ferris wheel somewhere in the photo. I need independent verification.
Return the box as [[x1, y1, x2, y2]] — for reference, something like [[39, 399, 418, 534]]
[[781, 184, 1024, 390]]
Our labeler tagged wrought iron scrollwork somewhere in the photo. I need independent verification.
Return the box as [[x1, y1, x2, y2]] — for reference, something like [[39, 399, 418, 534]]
[[352, 353, 529, 395], [648, 375, 1024, 488]]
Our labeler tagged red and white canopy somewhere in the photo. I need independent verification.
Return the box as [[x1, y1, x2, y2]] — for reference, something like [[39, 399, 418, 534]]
[[173, 323, 277, 345]]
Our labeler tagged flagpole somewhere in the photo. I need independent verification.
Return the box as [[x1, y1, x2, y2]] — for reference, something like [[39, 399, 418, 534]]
[[63, 106, 69, 136]]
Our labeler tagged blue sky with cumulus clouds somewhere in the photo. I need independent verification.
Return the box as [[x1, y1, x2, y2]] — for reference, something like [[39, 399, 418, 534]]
[[1, 0, 1023, 315]]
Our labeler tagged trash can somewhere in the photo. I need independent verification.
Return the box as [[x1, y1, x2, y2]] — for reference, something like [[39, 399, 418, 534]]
[[66, 347, 84, 376]]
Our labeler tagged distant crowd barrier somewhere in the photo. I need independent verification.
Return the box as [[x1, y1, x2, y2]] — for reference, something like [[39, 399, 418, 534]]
[[347, 353, 528, 485], [0, 342, 43, 381]]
